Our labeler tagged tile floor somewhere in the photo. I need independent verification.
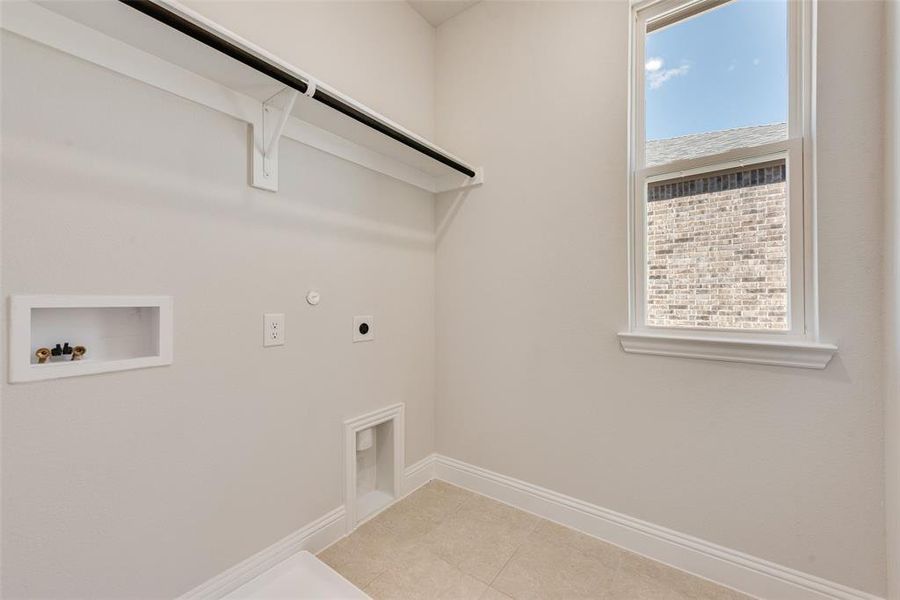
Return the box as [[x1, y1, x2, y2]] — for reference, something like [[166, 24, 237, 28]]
[[318, 481, 754, 600]]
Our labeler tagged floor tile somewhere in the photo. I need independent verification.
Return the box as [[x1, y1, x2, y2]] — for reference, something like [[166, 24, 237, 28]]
[[606, 571, 692, 600], [317, 520, 417, 589], [426, 480, 479, 505], [689, 579, 756, 600], [480, 587, 514, 600], [363, 551, 465, 600], [439, 573, 489, 599], [422, 511, 527, 583], [528, 519, 628, 570], [321, 481, 757, 600], [455, 493, 541, 532], [492, 536, 617, 599], [372, 480, 475, 540], [618, 552, 754, 599]]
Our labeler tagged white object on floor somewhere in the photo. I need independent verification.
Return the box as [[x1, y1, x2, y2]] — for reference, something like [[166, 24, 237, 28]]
[[223, 551, 369, 599]]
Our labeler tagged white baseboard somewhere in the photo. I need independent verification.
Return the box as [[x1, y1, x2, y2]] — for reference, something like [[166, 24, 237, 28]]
[[1, 1, 473, 195], [432, 455, 883, 600], [179, 454, 881, 600], [179, 456, 436, 599], [403, 453, 437, 494], [178, 506, 347, 599]]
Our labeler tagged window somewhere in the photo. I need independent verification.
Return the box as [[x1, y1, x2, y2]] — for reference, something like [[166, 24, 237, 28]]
[[620, 0, 837, 368]]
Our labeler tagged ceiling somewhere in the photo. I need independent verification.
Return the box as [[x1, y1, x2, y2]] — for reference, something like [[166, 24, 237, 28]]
[[407, 1, 480, 27]]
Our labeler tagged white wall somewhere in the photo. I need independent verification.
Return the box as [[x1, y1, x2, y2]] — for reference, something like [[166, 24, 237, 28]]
[[434, 1, 886, 595], [886, 0, 900, 596], [0, 2, 436, 597], [182, 0, 436, 139], [2, 0, 893, 597]]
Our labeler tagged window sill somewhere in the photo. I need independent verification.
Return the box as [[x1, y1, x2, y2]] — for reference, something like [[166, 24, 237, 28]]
[[617, 332, 837, 369]]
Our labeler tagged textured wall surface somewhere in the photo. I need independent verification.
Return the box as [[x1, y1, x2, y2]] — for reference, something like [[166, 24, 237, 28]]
[[0, 1, 437, 596], [885, 0, 899, 597], [647, 165, 787, 330], [182, 0, 436, 139], [434, 1, 886, 594], [0, 0, 892, 598]]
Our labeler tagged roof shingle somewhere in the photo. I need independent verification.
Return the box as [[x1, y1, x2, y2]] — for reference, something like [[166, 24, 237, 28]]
[[645, 123, 787, 167]]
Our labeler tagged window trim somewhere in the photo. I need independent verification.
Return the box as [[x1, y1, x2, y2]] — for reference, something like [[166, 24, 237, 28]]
[[619, 0, 837, 368]]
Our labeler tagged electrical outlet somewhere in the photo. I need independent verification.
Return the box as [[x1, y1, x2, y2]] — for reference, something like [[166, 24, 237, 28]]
[[264, 313, 285, 347], [353, 315, 374, 342]]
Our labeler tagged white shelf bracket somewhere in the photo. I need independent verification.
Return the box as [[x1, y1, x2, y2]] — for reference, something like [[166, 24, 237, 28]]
[[6, 3, 483, 195], [251, 86, 300, 192], [433, 167, 485, 193]]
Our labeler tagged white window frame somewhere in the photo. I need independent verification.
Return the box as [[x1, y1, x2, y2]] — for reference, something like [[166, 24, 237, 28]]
[[619, 0, 837, 368]]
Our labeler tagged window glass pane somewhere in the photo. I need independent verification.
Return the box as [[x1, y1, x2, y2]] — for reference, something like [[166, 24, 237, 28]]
[[644, 0, 787, 167], [646, 159, 788, 330]]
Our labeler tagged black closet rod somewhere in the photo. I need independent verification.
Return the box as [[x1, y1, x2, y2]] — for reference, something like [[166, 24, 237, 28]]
[[119, 0, 477, 179]]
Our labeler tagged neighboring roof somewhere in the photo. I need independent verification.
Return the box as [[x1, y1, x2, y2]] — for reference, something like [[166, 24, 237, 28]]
[[645, 123, 787, 167]]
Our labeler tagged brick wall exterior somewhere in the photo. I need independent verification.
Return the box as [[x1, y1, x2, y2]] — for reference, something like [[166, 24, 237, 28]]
[[646, 161, 788, 330]]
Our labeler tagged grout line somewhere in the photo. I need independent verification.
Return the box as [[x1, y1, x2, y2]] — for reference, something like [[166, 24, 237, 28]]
[[444, 483, 625, 595], [359, 569, 388, 595], [486, 544, 520, 589], [328, 480, 759, 600], [484, 515, 540, 589]]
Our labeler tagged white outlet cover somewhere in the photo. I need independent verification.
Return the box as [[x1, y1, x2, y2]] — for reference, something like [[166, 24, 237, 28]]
[[264, 313, 285, 347], [353, 316, 374, 342]]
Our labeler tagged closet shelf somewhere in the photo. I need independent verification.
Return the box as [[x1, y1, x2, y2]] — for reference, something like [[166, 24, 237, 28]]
[[8, 0, 483, 194]]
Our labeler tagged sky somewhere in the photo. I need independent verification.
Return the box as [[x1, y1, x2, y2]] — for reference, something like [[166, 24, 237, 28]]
[[645, 0, 788, 141]]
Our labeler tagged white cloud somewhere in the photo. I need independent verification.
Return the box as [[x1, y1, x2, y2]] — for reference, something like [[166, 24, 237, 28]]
[[752, 58, 761, 66], [645, 57, 664, 72], [647, 60, 691, 89]]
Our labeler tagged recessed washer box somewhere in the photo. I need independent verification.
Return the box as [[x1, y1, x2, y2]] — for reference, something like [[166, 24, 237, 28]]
[[9, 295, 173, 383], [344, 403, 404, 529]]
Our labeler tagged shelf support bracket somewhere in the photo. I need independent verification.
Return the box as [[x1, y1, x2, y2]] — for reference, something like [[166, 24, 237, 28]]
[[433, 167, 485, 193], [251, 87, 300, 192]]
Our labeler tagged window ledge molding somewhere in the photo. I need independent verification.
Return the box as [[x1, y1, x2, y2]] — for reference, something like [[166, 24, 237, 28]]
[[617, 332, 837, 369]]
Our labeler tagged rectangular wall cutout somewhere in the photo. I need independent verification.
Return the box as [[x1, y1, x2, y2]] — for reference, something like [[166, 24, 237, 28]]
[[344, 404, 404, 530], [9, 295, 173, 382]]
